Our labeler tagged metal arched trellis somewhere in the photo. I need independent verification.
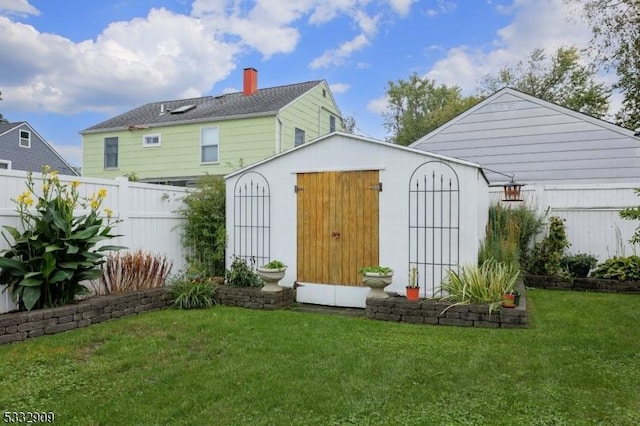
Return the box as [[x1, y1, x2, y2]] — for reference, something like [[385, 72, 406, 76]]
[[233, 172, 271, 268], [408, 161, 460, 297]]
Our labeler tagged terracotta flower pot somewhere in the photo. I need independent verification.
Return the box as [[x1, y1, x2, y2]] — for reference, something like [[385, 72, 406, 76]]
[[406, 286, 420, 301], [502, 293, 516, 308]]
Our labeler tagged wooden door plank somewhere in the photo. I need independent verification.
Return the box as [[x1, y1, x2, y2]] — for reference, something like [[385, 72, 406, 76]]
[[307, 173, 318, 282], [331, 172, 343, 284], [321, 172, 331, 283], [296, 173, 306, 282]]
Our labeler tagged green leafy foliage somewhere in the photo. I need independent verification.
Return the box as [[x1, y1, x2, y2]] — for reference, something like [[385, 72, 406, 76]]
[[527, 216, 570, 277], [176, 174, 226, 276], [561, 253, 598, 278], [359, 265, 393, 275], [575, 0, 640, 130], [441, 259, 520, 313], [225, 257, 262, 287], [619, 188, 640, 245], [0, 167, 122, 310], [168, 275, 217, 309], [590, 255, 640, 281], [262, 260, 287, 270], [383, 74, 480, 145], [478, 203, 544, 268], [479, 46, 610, 117]]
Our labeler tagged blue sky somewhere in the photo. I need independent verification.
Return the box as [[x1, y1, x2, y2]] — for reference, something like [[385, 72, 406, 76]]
[[0, 0, 598, 167]]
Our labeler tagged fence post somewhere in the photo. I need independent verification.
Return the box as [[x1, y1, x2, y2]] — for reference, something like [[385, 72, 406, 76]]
[[115, 177, 133, 251]]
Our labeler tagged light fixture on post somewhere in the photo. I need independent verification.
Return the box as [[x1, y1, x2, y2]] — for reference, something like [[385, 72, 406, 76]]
[[483, 168, 524, 202]]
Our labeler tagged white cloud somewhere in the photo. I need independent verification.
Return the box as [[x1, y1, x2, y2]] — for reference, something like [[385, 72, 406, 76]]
[[310, 33, 370, 69], [48, 142, 82, 167], [0, 0, 39, 16], [329, 83, 350, 94], [0, 8, 239, 114], [366, 96, 388, 115], [425, 0, 593, 94], [386, 0, 416, 17], [425, 0, 457, 18]]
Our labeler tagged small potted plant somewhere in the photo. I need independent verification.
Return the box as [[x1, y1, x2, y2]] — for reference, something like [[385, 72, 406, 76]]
[[360, 265, 393, 299], [561, 253, 598, 278], [406, 265, 420, 301], [257, 260, 287, 292]]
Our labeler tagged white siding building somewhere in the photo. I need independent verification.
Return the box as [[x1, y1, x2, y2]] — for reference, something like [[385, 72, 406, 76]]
[[225, 132, 489, 308]]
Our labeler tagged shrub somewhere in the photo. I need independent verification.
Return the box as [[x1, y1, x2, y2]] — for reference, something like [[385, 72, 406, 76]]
[[441, 259, 520, 313], [262, 260, 287, 269], [527, 216, 570, 276], [619, 188, 640, 245], [590, 256, 640, 281], [225, 257, 263, 287], [169, 276, 217, 309], [359, 265, 393, 275], [0, 168, 122, 310], [478, 203, 544, 268], [177, 174, 226, 277], [98, 250, 173, 294], [561, 253, 598, 278]]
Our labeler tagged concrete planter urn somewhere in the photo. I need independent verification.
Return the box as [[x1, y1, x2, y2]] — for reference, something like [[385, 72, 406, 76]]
[[257, 261, 287, 293], [361, 266, 393, 299]]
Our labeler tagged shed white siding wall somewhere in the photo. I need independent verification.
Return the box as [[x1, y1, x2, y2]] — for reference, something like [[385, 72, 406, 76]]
[[490, 183, 640, 262], [226, 135, 488, 307], [412, 90, 640, 184], [0, 170, 188, 314]]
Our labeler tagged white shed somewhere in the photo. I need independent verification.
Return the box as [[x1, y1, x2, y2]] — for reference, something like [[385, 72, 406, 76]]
[[224, 132, 489, 308]]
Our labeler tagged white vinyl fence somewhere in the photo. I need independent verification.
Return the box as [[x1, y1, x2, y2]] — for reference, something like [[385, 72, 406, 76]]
[[0, 170, 189, 313], [490, 182, 640, 263]]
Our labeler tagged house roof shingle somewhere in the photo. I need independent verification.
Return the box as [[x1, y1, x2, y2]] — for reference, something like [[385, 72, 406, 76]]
[[81, 80, 323, 133]]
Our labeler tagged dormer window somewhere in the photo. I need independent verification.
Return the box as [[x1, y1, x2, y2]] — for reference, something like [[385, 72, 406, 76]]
[[19, 130, 30, 148]]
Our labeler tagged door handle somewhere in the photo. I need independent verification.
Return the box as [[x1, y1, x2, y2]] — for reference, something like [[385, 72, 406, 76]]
[[331, 231, 341, 239]]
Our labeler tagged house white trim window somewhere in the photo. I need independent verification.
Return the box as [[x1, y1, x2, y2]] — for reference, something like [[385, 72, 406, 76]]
[[329, 115, 336, 132], [19, 130, 31, 148], [143, 134, 161, 147], [201, 127, 219, 163], [295, 128, 305, 147], [0, 159, 11, 170], [104, 137, 119, 169]]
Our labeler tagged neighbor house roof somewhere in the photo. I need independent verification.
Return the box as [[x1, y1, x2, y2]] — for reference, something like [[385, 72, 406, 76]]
[[81, 80, 323, 134], [0, 122, 22, 136], [410, 87, 640, 184]]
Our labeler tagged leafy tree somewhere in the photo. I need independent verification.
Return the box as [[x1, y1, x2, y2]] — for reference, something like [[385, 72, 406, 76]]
[[176, 174, 226, 277], [0, 90, 7, 124], [383, 74, 480, 145], [573, 0, 640, 130], [479, 46, 610, 118], [341, 115, 356, 133]]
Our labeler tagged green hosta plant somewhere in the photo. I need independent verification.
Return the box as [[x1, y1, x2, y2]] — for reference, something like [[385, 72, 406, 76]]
[[0, 167, 123, 310], [359, 266, 393, 275], [590, 255, 640, 281], [262, 260, 287, 270], [441, 259, 520, 313]]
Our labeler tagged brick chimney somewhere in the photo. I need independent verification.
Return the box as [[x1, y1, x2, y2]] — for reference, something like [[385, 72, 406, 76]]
[[243, 67, 258, 96]]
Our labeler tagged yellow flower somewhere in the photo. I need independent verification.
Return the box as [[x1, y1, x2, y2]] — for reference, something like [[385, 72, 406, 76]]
[[98, 188, 108, 199], [50, 170, 58, 177], [24, 196, 33, 207], [71, 180, 80, 188], [91, 199, 100, 210], [42, 165, 51, 174], [104, 207, 113, 218]]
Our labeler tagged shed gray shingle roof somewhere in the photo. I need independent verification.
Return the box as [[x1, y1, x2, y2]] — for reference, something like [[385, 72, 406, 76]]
[[82, 80, 323, 133]]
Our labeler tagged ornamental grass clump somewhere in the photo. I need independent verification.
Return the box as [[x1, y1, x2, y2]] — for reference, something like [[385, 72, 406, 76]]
[[441, 259, 520, 313], [99, 250, 173, 294], [0, 167, 122, 310], [168, 275, 217, 309]]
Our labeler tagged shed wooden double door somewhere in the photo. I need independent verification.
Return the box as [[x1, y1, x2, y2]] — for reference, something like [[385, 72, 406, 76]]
[[296, 170, 380, 286]]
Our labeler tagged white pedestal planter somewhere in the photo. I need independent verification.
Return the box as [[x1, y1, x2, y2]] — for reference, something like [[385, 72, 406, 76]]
[[257, 267, 286, 293], [362, 271, 393, 299]]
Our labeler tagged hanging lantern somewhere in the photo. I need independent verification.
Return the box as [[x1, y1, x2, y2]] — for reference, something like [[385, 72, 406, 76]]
[[503, 178, 524, 202]]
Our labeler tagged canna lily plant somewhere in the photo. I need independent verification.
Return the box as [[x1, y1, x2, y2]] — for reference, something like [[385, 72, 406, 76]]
[[0, 166, 124, 310]]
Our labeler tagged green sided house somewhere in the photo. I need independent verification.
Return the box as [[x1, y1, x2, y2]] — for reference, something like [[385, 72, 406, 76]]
[[81, 68, 343, 185]]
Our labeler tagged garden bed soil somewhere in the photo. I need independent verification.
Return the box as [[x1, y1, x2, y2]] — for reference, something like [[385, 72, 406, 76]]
[[523, 274, 640, 293], [366, 282, 528, 328]]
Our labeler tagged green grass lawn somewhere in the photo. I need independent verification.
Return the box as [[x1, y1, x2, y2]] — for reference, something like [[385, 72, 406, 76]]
[[0, 289, 639, 425]]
